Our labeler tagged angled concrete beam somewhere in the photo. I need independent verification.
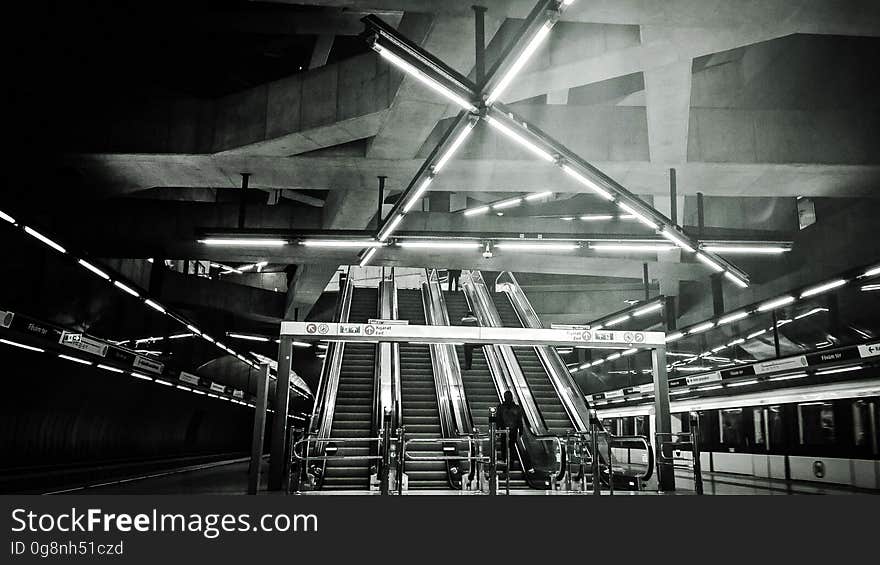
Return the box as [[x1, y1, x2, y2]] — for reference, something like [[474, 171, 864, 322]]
[[309, 34, 336, 69], [643, 56, 692, 164]]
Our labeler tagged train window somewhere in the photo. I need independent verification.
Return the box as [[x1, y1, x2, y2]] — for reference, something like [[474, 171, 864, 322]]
[[719, 409, 744, 450], [767, 406, 786, 451], [621, 417, 634, 436], [852, 401, 869, 448], [753, 409, 767, 450], [798, 402, 836, 446], [635, 415, 649, 437]]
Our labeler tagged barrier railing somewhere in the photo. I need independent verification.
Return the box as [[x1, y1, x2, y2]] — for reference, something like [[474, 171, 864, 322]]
[[655, 413, 703, 494]]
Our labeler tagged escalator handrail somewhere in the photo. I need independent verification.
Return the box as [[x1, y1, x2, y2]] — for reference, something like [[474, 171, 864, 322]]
[[495, 271, 594, 432], [307, 274, 355, 441], [374, 274, 401, 433]]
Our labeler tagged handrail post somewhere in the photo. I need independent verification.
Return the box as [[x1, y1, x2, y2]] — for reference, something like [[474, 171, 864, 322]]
[[380, 408, 392, 495], [591, 424, 600, 496], [488, 408, 497, 496], [398, 426, 406, 495], [690, 412, 704, 495], [607, 433, 614, 496]]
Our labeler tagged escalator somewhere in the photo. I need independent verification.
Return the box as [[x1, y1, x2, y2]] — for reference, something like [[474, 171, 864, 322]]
[[491, 292, 574, 435], [444, 290, 528, 489], [396, 289, 449, 489], [321, 287, 378, 490]]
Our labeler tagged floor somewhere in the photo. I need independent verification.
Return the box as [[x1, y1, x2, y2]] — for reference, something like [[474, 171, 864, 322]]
[[49, 459, 877, 495]]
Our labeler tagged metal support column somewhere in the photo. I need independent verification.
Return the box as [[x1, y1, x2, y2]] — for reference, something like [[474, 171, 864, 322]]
[[248, 363, 271, 495], [669, 168, 678, 225], [238, 173, 250, 229], [771, 310, 782, 358], [377, 176, 386, 231], [268, 337, 293, 490], [711, 274, 725, 315], [642, 263, 650, 301], [652, 346, 675, 491]]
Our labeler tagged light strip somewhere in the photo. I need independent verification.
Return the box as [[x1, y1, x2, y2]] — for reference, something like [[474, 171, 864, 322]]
[[78, 259, 110, 280], [198, 238, 286, 247], [695, 253, 724, 273], [403, 178, 433, 213], [605, 315, 630, 327], [525, 191, 553, 201], [815, 365, 862, 376], [397, 241, 480, 249], [492, 197, 523, 210], [463, 206, 490, 216], [360, 247, 378, 267], [560, 165, 614, 200], [495, 242, 578, 251], [144, 299, 166, 314], [485, 117, 554, 162], [590, 243, 673, 252], [632, 303, 662, 317], [794, 307, 828, 320], [665, 332, 683, 343], [862, 284, 880, 292], [659, 229, 694, 253], [24, 226, 66, 253], [718, 311, 749, 325], [757, 295, 795, 312], [301, 240, 385, 248], [616, 202, 658, 229], [130, 371, 152, 381], [113, 281, 140, 298], [434, 122, 475, 172], [606, 353, 622, 361], [228, 333, 269, 342], [292, 341, 312, 348], [486, 21, 553, 105], [727, 380, 759, 388], [688, 321, 715, 334], [0, 338, 44, 352], [701, 245, 790, 254], [622, 348, 638, 356], [185, 324, 202, 336], [156, 380, 173, 387], [579, 215, 614, 221], [800, 279, 846, 298], [58, 354, 92, 365], [97, 364, 124, 374], [747, 329, 767, 339], [169, 333, 193, 339], [378, 214, 404, 242], [375, 45, 475, 111], [769, 372, 807, 382], [724, 271, 749, 288], [0, 210, 15, 224], [861, 266, 880, 278]]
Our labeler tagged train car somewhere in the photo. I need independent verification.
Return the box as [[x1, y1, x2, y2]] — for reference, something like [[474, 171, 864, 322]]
[[596, 378, 880, 491]]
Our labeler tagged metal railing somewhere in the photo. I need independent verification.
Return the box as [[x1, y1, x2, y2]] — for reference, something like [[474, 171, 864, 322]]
[[655, 414, 703, 494]]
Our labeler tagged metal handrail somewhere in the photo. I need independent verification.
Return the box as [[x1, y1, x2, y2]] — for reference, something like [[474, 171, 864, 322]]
[[292, 435, 384, 462], [656, 423, 703, 494]]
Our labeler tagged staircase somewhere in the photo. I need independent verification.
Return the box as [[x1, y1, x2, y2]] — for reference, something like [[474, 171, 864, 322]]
[[396, 289, 449, 489], [444, 290, 527, 488], [322, 287, 378, 490]]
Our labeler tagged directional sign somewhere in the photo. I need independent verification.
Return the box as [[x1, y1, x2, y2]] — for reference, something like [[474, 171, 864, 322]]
[[133, 356, 164, 375], [686, 372, 722, 386], [1, 311, 14, 328], [179, 372, 201, 386], [282, 321, 665, 349], [60, 331, 108, 357]]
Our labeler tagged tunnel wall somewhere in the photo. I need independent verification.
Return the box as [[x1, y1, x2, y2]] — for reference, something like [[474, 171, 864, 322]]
[[0, 348, 260, 488]]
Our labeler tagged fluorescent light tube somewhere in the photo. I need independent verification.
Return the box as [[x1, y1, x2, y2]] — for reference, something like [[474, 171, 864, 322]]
[[375, 45, 475, 111], [560, 164, 614, 200], [724, 271, 749, 288], [144, 299, 166, 314], [757, 296, 795, 312], [660, 229, 694, 252], [0, 210, 15, 224], [486, 22, 552, 104], [185, 324, 201, 336], [198, 238, 286, 247], [665, 332, 683, 342], [485, 117, 554, 162], [24, 226, 66, 253], [616, 202, 657, 229], [580, 215, 614, 221], [590, 243, 673, 252], [301, 240, 385, 248], [495, 242, 578, 251], [434, 122, 475, 172], [229, 334, 269, 342], [696, 253, 724, 272], [464, 206, 490, 216], [633, 303, 663, 317], [747, 329, 767, 339], [378, 215, 404, 242], [403, 178, 433, 213], [59, 354, 92, 365], [770, 372, 807, 382], [815, 365, 861, 376], [605, 315, 630, 327], [398, 241, 480, 249], [130, 372, 152, 381], [702, 245, 790, 254], [688, 321, 715, 334], [492, 197, 522, 210], [360, 247, 378, 266], [113, 281, 140, 298], [78, 259, 110, 280], [861, 265, 880, 278], [97, 364, 124, 373], [800, 279, 846, 298], [718, 311, 749, 325], [0, 338, 44, 352], [525, 191, 553, 201]]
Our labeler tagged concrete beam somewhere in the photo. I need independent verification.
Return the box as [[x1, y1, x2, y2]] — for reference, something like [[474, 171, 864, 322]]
[[643, 57, 692, 164], [309, 34, 335, 69]]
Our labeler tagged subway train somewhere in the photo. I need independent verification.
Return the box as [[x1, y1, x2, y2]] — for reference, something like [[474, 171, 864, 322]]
[[596, 378, 880, 490]]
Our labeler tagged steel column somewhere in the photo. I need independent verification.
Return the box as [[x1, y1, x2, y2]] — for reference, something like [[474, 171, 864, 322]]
[[248, 363, 271, 495], [652, 346, 675, 491], [268, 337, 293, 490]]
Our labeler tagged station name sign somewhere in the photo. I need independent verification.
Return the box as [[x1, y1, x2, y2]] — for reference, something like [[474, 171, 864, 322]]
[[282, 321, 665, 348]]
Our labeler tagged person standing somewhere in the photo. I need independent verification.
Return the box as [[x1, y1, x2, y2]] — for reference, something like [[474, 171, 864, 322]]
[[447, 269, 462, 291], [493, 391, 524, 477], [460, 309, 478, 370]]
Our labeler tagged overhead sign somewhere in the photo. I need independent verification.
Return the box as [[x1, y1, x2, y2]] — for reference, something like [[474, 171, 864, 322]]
[[753, 355, 808, 375], [858, 343, 880, 359], [368, 319, 409, 325], [210, 382, 227, 393], [283, 321, 665, 348], [59, 331, 108, 357], [720, 365, 757, 379], [550, 324, 591, 330], [133, 355, 164, 375], [179, 372, 200, 386], [233, 389, 245, 399], [1, 311, 13, 328], [686, 372, 722, 386], [806, 348, 861, 366]]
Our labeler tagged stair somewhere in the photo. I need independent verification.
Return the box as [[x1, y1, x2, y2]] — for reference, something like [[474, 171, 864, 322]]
[[396, 289, 448, 489], [444, 291, 527, 488], [491, 292, 574, 435], [322, 287, 378, 490]]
